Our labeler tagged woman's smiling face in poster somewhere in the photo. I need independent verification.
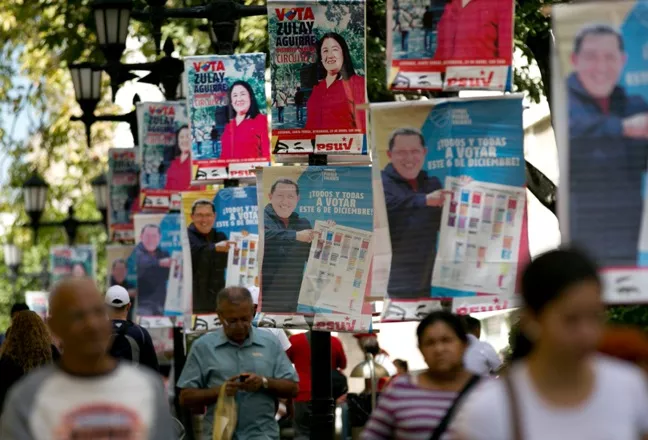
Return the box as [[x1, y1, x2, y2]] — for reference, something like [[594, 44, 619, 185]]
[[231, 84, 251, 116], [178, 127, 191, 154], [321, 37, 343, 75]]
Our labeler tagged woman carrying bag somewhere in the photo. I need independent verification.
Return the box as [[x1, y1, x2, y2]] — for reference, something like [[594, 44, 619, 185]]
[[361, 311, 480, 440]]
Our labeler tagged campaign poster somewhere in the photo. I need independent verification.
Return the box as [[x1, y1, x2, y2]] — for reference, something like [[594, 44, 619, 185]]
[[133, 213, 183, 317], [106, 244, 137, 312], [25, 291, 49, 320], [137, 101, 191, 212], [226, 232, 260, 288], [49, 245, 97, 286], [553, 1, 648, 303], [386, 0, 514, 92], [257, 166, 373, 332], [370, 96, 528, 321], [268, 0, 369, 156], [184, 54, 270, 182], [108, 148, 139, 244], [180, 187, 259, 318]]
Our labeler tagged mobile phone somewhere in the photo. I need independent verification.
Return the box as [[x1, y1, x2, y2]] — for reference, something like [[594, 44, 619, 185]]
[[239, 374, 250, 383]]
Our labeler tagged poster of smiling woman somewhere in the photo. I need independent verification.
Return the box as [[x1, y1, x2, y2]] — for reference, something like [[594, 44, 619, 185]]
[[268, 0, 368, 157], [137, 101, 191, 212], [256, 166, 374, 332], [553, 0, 648, 303], [370, 96, 528, 321], [184, 54, 269, 183], [49, 245, 97, 286]]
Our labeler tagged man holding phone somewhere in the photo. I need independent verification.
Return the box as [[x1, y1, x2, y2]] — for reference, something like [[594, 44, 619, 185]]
[[177, 286, 298, 440]]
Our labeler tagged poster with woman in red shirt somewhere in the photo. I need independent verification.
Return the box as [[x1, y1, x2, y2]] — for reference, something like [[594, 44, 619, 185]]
[[386, 0, 514, 92], [184, 53, 270, 183], [268, 0, 369, 157]]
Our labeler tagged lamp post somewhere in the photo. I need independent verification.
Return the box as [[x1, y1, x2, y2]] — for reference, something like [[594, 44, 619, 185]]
[[21, 171, 109, 245], [2, 243, 50, 297]]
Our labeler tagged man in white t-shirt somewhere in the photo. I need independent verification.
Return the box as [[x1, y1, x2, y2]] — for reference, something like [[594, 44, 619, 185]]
[[463, 316, 502, 376], [0, 277, 174, 440]]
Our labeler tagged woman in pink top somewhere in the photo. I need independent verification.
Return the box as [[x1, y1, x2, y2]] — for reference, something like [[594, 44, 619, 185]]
[[219, 80, 270, 161], [164, 125, 193, 191], [305, 32, 367, 131]]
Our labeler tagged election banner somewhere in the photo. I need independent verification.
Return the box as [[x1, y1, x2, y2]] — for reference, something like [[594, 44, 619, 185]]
[[257, 165, 374, 332], [553, 0, 648, 303], [49, 245, 97, 286], [386, 0, 515, 92], [370, 96, 528, 320], [226, 232, 260, 288], [180, 187, 259, 320], [25, 291, 49, 320], [184, 54, 270, 182], [108, 148, 139, 244], [106, 244, 136, 317], [268, 0, 369, 157], [133, 213, 183, 317], [137, 101, 191, 211]]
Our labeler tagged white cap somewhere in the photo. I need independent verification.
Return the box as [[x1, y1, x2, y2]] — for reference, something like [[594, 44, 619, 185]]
[[105, 285, 131, 307], [247, 286, 260, 305]]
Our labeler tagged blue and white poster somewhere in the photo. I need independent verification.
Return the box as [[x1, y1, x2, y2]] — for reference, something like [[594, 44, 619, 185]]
[[554, 0, 648, 303], [257, 166, 373, 333], [370, 97, 528, 321], [133, 213, 183, 317]]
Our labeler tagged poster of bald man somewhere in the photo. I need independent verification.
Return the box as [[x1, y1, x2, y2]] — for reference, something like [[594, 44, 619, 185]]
[[370, 97, 528, 320], [553, 1, 648, 301], [133, 213, 183, 317]]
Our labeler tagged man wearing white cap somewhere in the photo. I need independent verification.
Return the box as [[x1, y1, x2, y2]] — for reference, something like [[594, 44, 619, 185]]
[[105, 285, 160, 373], [248, 286, 291, 352]]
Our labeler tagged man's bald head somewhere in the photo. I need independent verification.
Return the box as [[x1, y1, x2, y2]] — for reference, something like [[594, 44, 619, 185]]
[[49, 277, 112, 358]]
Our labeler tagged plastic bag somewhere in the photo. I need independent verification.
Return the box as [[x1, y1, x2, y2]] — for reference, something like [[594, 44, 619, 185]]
[[213, 384, 238, 440]]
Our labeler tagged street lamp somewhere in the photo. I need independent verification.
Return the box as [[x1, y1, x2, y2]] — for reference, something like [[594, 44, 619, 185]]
[[91, 173, 109, 226], [23, 172, 49, 230], [137, 39, 185, 101], [3, 243, 22, 278], [69, 63, 103, 147], [94, 0, 133, 65]]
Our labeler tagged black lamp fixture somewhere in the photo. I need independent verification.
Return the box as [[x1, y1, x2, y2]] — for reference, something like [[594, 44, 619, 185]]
[[3, 243, 22, 280], [20, 171, 108, 245], [137, 38, 185, 100]]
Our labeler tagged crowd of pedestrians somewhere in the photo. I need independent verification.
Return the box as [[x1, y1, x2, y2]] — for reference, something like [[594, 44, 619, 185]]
[[0, 247, 648, 439]]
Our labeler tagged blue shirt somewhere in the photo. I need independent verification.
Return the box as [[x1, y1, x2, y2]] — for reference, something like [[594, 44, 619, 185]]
[[177, 327, 298, 440]]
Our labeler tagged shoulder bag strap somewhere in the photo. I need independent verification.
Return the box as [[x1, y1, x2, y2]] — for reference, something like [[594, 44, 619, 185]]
[[429, 374, 481, 440], [503, 373, 523, 440]]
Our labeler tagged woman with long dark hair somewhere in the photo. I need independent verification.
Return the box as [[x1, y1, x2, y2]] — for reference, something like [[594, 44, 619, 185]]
[[164, 125, 193, 190], [454, 248, 648, 440], [0, 311, 56, 413], [305, 32, 367, 131], [362, 311, 480, 439], [219, 80, 270, 161]]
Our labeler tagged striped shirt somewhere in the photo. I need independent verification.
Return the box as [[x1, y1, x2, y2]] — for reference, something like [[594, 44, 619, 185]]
[[361, 374, 457, 440]]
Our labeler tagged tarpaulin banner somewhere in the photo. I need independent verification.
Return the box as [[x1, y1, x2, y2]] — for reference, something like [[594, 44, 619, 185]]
[[49, 245, 97, 286], [108, 148, 139, 243], [553, 0, 648, 303], [133, 213, 183, 317], [268, 0, 369, 156], [386, 0, 514, 92], [180, 187, 259, 318], [370, 96, 528, 319], [25, 291, 49, 320], [137, 101, 191, 211], [257, 165, 373, 332], [184, 54, 270, 181]]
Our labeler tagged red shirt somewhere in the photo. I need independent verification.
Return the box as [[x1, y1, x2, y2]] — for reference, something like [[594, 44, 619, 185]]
[[164, 156, 192, 190], [305, 74, 367, 132], [434, 0, 513, 61], [220, 113, 270, 161], [287, 333, 348, 402]]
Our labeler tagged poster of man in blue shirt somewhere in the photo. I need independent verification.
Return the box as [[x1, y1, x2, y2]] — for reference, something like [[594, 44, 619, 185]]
[[567, 23, 648, 267], [381, 128, 449, 298], [134, 224, 171, 316]]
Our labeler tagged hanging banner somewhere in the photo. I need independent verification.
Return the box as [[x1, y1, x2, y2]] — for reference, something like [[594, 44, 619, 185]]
[[370, 96, 528, 319], [386, 0, 515, 92], [180, 187, 259, 318], [226, 232, 260, 287], [268, 0, 369, 156], [553, 0, 648, 303], [184, 54, 270, 182], [49, 245, 97, 286], [257, 166, 373, 332], [133, 213, 183, 317], [137, 101, 192, 211], [108, 148, 139, 243], [25, 291, 49, 320]]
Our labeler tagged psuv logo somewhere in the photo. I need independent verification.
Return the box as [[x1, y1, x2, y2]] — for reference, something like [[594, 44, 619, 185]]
[[275, 7, 314, 21]]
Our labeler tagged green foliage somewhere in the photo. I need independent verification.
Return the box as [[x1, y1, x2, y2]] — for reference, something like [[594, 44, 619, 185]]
[[607, 306, 648, 331]]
